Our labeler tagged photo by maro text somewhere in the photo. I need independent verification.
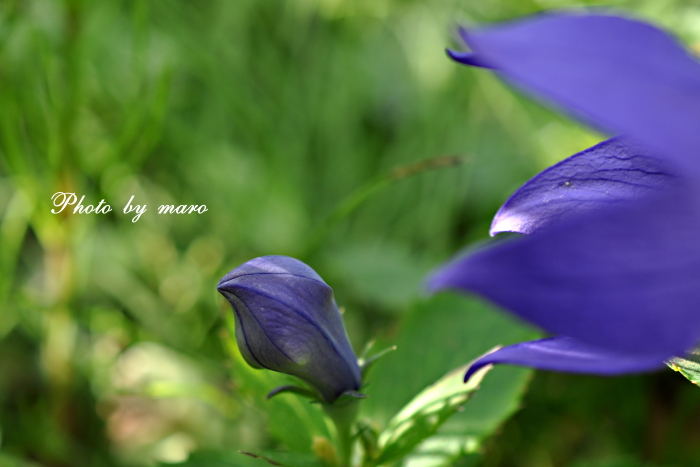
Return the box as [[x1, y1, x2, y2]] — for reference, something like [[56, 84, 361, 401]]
[[51, 192, 208, 222]]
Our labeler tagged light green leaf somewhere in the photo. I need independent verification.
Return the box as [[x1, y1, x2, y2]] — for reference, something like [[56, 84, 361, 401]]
[[668, 348, 700, 386], [323, 243, 435, 311], [372, 362, 491, 466], [361, 292, 539, 466], [400, 435, 481, 467]]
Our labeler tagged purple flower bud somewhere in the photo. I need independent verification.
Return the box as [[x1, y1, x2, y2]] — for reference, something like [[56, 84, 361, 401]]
[[217, 256, 362, 403]]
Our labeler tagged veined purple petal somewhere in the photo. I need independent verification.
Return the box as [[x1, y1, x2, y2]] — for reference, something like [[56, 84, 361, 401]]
[[491, 138, 674, 235], [451, 13, 700, 176], [218, 256, 362, 402], [220, 256, 358, 377], [429, 182, 700, 359], [220, 255, 325, 282], [464, 337, 666, 382]]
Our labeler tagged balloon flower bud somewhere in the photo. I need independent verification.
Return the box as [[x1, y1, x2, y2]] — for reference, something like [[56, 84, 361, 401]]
[[217, 256, 362, 403]]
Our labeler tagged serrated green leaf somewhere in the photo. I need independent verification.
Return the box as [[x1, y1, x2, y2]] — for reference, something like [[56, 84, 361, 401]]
[[668, 348, 700, 386], [361, 292, 539, 466], [371, 362, 491, 466]]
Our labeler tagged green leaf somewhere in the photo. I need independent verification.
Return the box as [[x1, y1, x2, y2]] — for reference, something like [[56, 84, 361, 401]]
[[323, 243, 436, 311], [361, 292, 539, 466], [334, 390, 369, 404], [267, 385, 320, 401], [371, 361, 491, 466], [159, 450, 324, 467], [360, 343, 398, 379], [357, 421, 380, 461], [239, 451, 326, 467], [399, 435, 481, 467], [668, 348, 700, 386]]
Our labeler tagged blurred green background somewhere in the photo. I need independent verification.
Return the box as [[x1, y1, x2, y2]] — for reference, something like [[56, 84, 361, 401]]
[[2, 0, 700, 466]]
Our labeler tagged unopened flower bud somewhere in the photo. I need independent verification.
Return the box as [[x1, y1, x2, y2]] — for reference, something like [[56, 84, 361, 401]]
[[217, 256, 362, 403]]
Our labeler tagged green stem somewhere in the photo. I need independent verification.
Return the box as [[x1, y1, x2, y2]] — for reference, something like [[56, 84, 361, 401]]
[[323, 401, 360, 467], [302, 155, 465, 259]]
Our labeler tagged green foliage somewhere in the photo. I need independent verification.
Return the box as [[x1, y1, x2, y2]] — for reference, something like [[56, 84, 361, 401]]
[[237, 451, 327, 467], [1, 0, 700, 466], [361, 293, 536, 429], [160, 450, 324, 467], [371, 362, 490, 466], [360, 293, 537, 466], [0, 453, 43, 467], [668, 348, 700, 386]]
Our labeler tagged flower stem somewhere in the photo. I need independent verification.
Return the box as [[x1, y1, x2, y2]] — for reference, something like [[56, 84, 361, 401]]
[[302, 155, 465, 258], [323, 400, 359, 467]]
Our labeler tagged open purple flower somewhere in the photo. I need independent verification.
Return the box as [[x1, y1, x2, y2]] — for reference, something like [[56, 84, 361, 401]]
[[428, 12, 700, 380], [218, 256, 362, 402]]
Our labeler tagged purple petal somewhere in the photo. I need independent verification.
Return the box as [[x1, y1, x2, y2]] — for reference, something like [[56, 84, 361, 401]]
[[220, 255, 325, 283], [446, 48, 494, 69], [451, 13, 700, 175], [464, 337, 666, 382], [218, 256, 362, 401], [491, 138, 674, 235], [219, 256, 355, 369], [429, 182, 700, 360]]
